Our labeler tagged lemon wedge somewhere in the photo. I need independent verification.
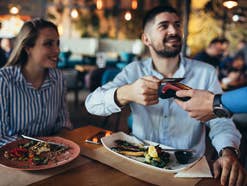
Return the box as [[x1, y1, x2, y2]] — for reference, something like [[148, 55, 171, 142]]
[[148, 146, 158, 158]]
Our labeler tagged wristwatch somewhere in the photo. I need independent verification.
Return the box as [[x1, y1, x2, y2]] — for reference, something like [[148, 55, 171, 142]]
[[213, 94, 232, 118], [219, 146, 240, 158]]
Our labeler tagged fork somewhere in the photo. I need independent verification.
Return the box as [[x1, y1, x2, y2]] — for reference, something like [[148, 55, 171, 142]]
[[130, 133, 194, 153], [21, 135, 68, 149], [130, 133, 150, 146]]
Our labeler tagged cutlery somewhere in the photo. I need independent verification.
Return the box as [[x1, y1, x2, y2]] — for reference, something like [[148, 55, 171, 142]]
[[21, 135, 68, 149], [130, 133, 194, 153]]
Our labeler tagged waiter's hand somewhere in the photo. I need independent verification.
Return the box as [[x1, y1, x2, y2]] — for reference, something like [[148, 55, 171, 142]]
[[175, 89, 215, 122]]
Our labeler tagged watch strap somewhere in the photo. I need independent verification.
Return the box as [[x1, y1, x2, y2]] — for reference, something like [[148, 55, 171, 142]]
[[219, 146, 240, 158], [213, 94, 232, 118], [213, 94, 222, 107]]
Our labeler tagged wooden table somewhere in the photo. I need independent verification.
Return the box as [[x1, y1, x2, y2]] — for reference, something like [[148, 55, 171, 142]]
[[30, 126, 221, 186]]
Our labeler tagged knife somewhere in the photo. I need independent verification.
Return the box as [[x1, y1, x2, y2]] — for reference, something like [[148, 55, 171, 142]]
[[131, 133, 194, 153], [21, 135, 68, 149]]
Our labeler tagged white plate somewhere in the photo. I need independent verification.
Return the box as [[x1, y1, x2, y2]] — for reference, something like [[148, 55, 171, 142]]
[[101, 132, 201, 173]]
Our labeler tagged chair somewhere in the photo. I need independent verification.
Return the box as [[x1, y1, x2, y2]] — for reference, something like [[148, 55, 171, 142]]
[[86, 68, 106, 92], [127, 114, 133, 132], [58, 51, 71, 68], [119, 52, 135, 63], [101, 68, 134, 132], [101, 68, 120, 85], [62, 69, 83, 105], [101, 68, 121, 131]]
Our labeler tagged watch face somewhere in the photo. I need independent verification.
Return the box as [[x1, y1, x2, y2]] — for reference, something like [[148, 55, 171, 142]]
[[213, 107, 231, 118]]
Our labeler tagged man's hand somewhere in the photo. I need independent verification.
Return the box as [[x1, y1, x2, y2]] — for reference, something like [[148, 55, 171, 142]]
[[116, 76, 161, 106], [175, 89, 215, 122], [213, 149, 247, 186]]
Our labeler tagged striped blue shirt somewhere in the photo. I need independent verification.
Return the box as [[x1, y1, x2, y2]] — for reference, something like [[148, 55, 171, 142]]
[[0, 66, 72, 146]]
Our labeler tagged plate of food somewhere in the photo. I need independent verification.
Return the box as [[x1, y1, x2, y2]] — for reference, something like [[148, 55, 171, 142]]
[[101, 132, 201, 173], [0, 136, 80, 170]]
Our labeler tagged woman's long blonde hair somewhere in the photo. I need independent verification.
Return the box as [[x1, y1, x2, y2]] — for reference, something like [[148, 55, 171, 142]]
[[5, 18, 58, 67]]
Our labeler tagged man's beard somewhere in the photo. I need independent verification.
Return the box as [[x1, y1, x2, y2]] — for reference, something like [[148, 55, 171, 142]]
[[152, 35, 182, 58]]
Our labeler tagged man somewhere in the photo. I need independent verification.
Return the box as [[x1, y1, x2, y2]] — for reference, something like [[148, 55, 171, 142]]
[[175, 87, 247, 122], [193, 37, 229, 68], [85, 6, 246, 186]]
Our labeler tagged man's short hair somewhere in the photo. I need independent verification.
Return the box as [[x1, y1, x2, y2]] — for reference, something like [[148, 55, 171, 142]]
[[142, 6, 179, 30]]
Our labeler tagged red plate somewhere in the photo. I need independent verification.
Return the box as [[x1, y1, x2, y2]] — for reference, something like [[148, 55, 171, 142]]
[[0, 136, 80, 170]]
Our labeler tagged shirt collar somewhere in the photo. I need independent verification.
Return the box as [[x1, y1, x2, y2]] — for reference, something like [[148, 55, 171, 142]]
[[15, 66, 56, 89], [145, 54, 186, 79], [47, 68, 57, 83], [174, 54, 186, 78]]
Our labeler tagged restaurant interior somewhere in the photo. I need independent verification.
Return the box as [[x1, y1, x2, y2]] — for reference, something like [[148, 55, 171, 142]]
[[0, 0, 247, 185]]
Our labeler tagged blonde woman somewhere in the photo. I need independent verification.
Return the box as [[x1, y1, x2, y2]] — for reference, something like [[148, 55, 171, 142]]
[[0, 18, 72, 146]]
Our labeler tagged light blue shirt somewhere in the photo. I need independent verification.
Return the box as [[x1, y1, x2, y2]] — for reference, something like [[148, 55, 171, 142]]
[[85, 56, 241, 157], [0, 66, 72, 146]]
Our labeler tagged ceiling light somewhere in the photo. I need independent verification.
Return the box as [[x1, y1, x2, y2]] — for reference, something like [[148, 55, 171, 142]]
[[9, 6, 19, 15], [232, 14, 239, 21], [223, 0, 238, 9], [131, 0, 138, 10], [96, 0, 103, 10], [70, 8, 79, 19], [124, 11, 132, 21]]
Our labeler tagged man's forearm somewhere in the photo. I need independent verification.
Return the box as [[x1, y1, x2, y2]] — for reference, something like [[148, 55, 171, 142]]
[[115, 85, 132, 106]]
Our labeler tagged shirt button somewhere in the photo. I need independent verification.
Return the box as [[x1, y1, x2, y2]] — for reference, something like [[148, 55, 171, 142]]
[[164, 115, 167, 118]]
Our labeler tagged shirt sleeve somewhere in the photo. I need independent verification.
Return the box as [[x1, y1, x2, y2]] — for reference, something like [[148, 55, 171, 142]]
[[85, 69, 128, 116], [206, 69, 241, 153], [0, 75, 17, 146], [55, 74, 72, 131], [222, 87, 247, 113]]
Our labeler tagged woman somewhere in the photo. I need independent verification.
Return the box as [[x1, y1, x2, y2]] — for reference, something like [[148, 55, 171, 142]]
[[0, 18, 72, 146]]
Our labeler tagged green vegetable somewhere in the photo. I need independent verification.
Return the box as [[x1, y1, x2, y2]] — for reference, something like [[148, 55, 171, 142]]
[[32, 156, 49, 165], [145, 154, 151, 163]]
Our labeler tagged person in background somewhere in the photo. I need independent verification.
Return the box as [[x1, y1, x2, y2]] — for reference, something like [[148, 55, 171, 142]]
[[0, 38, 13, 59], [0, 18, 72, 147], [175, 87, 247, 122], [220, 53, 247, 90], [237, 39, 246, 51], [0, 39, 7, 68], [193, 37, 229, 69], [85, 5, 246, 186], [236, 39, 247, 66]]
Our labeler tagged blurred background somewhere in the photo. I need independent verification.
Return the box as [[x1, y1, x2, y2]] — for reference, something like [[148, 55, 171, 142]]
[[0, 0, 246, 56]]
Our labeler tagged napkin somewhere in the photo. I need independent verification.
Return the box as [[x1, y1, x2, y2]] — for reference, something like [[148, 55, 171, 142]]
[[174, 156, 213, 178]]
